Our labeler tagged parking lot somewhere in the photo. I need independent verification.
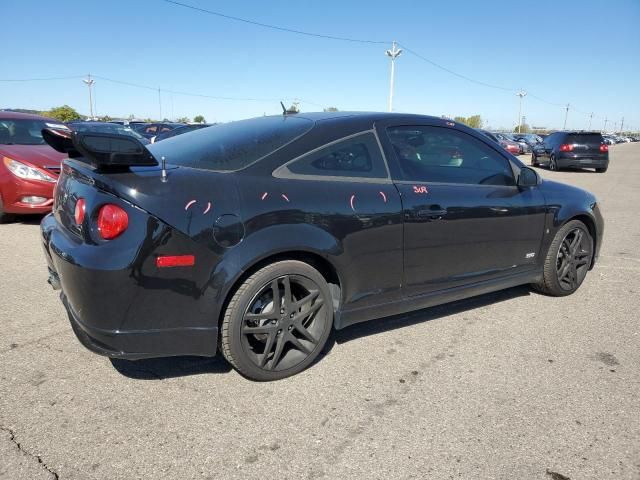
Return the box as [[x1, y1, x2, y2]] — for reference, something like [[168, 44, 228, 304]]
[[1, 143, 638, 480]]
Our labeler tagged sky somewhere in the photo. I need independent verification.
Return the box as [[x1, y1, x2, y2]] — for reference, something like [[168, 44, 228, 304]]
[[2, 0, 639, 131]]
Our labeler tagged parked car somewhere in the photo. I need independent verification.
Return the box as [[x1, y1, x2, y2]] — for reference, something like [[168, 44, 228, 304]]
[[513, 133, 543, 150], [476, 129, 520, 155], [41, 112, 603, 380], [502, 133, 531, 154], [133, 122, 185, 140], [531, 131, 609, 172], [0, 111, 68, 223], [151, 123, 212, 143], [492, 132, 521, 155], [67, 121, 150, 144]]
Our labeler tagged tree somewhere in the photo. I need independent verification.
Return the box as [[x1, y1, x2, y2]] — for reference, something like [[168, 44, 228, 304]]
[[514, 123, 531, 133], [466, 115, 482, 128], [176, 116, 190, 123], [193, 115, 206, 124], [43, 105, 81, 122], [323, 107, 339, 112], [452, 115, 483, 128]]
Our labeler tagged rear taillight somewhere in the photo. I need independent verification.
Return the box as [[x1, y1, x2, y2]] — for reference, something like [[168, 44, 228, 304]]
[[600, 144, 608, 152], [559, 144, 574, 152], [97, 204, 128, 240], [74, 198, 86, 225]]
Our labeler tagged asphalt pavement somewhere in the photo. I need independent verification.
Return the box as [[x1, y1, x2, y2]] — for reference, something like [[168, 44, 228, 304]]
[[1, 143, 639, 480]]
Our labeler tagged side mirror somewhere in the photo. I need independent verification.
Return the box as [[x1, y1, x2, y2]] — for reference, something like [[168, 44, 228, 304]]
[[518, 166, 539, 187]]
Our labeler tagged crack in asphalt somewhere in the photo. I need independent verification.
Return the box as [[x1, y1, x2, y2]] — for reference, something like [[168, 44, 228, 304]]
[[1, 426, 59, 480]]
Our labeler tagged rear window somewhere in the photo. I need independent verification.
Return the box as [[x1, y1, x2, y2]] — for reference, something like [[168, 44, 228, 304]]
[[567, 133, 603, 145], [147, 116, 314, 171]]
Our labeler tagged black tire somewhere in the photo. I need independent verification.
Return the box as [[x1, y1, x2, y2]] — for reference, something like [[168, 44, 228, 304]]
[[0, 197, 16, 224], [549, 155, 558, 171], [220, 260, 333, 381], [531, 153, 539, 167], [532, 220, 594, 297], [595, 167, 607, 173]]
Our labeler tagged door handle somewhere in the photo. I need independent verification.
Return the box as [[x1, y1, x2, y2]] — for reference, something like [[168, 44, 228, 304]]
[[417, 207, 447, 219]]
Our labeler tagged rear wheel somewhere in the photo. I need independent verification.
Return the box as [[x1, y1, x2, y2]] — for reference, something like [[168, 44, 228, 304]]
[[220, 260, 333, 381], [531, 153, 539, 167], [532, 220, 593, 296]]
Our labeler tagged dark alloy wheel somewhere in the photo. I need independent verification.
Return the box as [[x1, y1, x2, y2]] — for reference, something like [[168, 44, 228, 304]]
[[532, 220, 593, 296], [549, 155, 558, 171], [221, 260, 333, 381]]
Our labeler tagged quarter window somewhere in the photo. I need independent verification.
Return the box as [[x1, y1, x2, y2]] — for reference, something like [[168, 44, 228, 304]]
[[285, 132, 387, 179], [387, 126, 515, 186]]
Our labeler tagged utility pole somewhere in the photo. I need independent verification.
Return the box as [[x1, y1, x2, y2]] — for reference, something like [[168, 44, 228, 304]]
[[563, 104, 570, 130], [516, 91, 527, 133], [82, 74, 95, 119], [385, 41, 402, 112], [603, 117, 608, 132], [158, 87, 162, 120], [588, 112, 593, 131], [620, 117, 624, 134]]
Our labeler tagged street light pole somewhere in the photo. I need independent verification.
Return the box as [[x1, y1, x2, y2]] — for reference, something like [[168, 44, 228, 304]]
[[563, 104, 570, 130], [82, 74, 95, 119], [385, 41, 402, 112], [516, 91, 527, 133], [588, 112, 593, 130], [603, 117, 608, 132], [620, 117, 624, 134], [158, 87, 162, 120]]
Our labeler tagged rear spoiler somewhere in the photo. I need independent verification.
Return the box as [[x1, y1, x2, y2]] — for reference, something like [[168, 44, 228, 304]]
[[42, 128, 158, 168]]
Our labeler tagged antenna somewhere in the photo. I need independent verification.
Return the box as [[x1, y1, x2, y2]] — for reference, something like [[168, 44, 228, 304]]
[[280, 101, 287, 115], [161, 156, 167, 182]]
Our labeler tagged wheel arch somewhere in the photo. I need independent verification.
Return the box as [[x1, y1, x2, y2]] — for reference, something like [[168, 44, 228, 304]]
[[216, 250, 343, 330]]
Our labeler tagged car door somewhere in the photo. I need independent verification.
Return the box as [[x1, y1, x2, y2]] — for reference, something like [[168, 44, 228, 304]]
[[379, 122, 546, 297], [271, 131, 404, 311]]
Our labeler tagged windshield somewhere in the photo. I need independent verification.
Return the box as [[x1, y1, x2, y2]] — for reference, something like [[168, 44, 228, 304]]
[[148, 116, 314, 171], [0, 119, 66, 145]]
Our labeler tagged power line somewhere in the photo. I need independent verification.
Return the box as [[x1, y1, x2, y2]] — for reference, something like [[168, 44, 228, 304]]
[[160, 0, 390, 45], [0, 75, 84, 82]]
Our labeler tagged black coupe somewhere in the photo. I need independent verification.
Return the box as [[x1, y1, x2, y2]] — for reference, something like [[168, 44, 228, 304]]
[[40, 112, 604, 381]]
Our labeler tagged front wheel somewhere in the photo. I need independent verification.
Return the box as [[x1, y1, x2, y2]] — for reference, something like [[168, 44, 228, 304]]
[[531, 153, 539, 167], [532, 220, 594, 296], [220, 260, 333, 381], [549, 155, 558, 171], [0, 197, 15, 224]]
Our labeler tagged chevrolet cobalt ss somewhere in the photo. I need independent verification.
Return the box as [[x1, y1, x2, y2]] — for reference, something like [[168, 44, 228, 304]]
[[40, 113, 603, 381]]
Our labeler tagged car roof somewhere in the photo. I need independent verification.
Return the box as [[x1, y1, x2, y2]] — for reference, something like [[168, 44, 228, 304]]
[[0, 110, 59, 122], [294, 111, 445, 124]]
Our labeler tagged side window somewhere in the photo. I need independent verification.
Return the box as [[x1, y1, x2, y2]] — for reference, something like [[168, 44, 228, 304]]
[[387, 126, 515, 186], [285, 132, 387, 179]]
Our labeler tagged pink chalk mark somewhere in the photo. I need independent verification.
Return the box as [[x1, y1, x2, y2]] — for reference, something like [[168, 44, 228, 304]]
[[281, 194, 290, 202], [349, 194, 356, 212], [261, 192, 269, 201], [185, 200, 197, 211], [379, 191, 387, 203], [203, 202, 211, 214]]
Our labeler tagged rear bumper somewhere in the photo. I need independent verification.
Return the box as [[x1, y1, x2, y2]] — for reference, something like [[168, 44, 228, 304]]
[[41, 213, 219, 360], [0, 173, 55, 214], [557, 154, 609, 169], [62, 293, 218, 360]]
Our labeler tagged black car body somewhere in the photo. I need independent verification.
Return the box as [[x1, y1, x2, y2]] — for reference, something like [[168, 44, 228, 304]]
[[41, 112, 604, 380], [532, 131, 609, 172]]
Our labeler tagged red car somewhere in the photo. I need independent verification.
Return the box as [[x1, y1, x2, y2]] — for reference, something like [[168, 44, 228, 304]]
[[0, 111, 68, 222]]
